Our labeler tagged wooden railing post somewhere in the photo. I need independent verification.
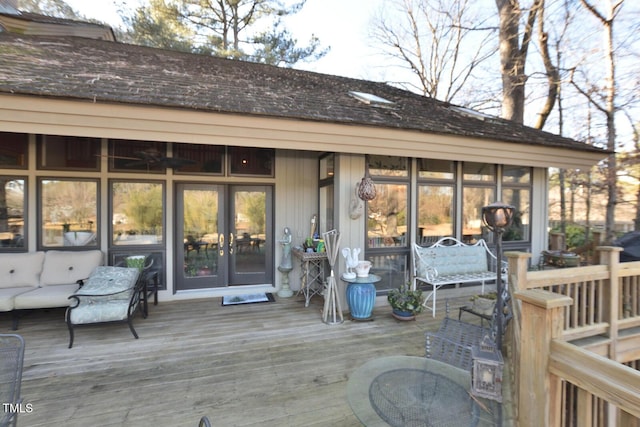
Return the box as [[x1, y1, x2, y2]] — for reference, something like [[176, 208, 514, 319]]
[[506, 252, 531, 292], [515, 289, 573, 427], [597, 246, 624, 426], [597, 246, 623, 359]]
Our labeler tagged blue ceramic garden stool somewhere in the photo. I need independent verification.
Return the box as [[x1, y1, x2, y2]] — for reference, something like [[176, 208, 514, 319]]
[[343, 274, 381, 320]]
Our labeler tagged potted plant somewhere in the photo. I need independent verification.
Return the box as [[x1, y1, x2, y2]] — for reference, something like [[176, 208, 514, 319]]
[[387, 283, 424, 321]]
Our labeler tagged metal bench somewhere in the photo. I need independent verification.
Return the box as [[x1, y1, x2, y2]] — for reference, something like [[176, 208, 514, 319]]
[[412, 237, 506, 317]]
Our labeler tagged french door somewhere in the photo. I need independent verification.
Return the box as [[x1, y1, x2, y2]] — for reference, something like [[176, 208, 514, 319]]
[[175, 183, 273, 291]]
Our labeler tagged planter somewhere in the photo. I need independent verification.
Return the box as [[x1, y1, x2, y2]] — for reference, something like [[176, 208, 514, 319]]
[[391, 308, 415, 321], [346, 282, 376, 320], [355, 261, 372, 277], [472, 297, 496, 316]]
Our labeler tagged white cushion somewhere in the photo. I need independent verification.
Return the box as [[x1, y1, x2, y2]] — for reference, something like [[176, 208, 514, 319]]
[[0, 252, 45, 288], [14, 284, 80, 309], [40, 250, 103, 286], [0, 287, 35, 311]]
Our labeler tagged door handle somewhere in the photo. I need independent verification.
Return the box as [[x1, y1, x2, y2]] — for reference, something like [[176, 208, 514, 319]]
[[229, 232, 234, 255], [218, 234, 225, 257]]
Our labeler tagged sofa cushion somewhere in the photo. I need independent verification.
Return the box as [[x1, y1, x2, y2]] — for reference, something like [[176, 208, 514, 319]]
[[0, 252, 45, 289], [13, 284, 81, 310], [0, 287, 35, 312], [40, 250, 103, 286]]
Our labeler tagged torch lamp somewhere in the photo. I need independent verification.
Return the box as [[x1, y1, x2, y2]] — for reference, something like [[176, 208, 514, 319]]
[[481, 201, 515, 350]]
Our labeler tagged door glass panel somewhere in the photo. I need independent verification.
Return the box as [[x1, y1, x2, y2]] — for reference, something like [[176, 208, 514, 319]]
[[233, 189, 266, 277], [183, 188, 220, 280]]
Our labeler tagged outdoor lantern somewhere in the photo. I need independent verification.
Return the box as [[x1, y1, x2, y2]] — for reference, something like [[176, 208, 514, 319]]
[[481, 201, 515, 351], [481, 202, 515, 232], [471, 335, 504, 402]]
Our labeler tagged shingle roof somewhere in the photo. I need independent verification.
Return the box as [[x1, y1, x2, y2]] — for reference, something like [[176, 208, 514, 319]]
[[0, 32, 606, 154]]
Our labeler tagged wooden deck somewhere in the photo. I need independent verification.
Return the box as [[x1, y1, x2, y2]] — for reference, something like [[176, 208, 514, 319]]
[[7, 291, 500, 426]]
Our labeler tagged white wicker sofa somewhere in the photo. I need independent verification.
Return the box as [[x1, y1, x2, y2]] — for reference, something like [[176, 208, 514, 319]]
[[0, 250, 103, 328], [412, 237, 506, 317]]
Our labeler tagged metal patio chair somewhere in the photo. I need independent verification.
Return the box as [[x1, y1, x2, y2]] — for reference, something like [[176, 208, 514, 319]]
[[0, 334, 25, 427]]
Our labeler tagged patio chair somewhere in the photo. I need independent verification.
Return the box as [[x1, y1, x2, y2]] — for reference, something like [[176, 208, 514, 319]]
[[66, 266, 142, 348], [0, 334, 25, 427]]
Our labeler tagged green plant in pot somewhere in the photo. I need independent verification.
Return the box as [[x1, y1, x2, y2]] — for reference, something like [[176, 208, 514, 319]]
[[387, 283, 424, 320]]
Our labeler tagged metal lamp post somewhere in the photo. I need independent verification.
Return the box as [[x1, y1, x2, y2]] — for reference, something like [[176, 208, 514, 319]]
[[481, 201, 515, 350]]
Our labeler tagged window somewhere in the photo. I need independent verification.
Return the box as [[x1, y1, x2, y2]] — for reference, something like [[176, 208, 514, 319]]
[[368, 155, 408, 178], [463, 162, 495, 181], [228, 147, 274, 176], [462, 162, 495, 243], [111, 181, 164, 246], [502, 166, 532, 242], [417, 159, 455, 244], [0, 132, 28, 169], [37, 135, 100, 171], [173, 143, 224, 174], [39, 179, 98, 248], [319, 153, 334, 234], [0, 177, 25, 250], [366, 155, 410, 293], [109, 139, 166, 173]]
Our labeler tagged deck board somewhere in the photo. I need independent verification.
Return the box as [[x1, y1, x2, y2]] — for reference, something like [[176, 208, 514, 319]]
[[6, 292, 485, 426]]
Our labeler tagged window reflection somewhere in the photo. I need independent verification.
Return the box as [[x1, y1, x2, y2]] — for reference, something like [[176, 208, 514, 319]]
[[417, 185, 454, 245], [0, 178, 25, 249], [367, 183, 408, 248], [368, 155, 408, 177], [463, 186, 494, 243], [112, 181, 164, 245], [40, 179, 98, 248], [463, 162, 495, 182], [502, 188, 530, 241]]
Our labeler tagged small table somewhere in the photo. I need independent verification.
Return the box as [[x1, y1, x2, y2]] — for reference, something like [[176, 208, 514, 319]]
[[342, 274, 381, 321], [293, 248, 327, 307], [347, 356, 498, 427], [140, 269, 159, 318]]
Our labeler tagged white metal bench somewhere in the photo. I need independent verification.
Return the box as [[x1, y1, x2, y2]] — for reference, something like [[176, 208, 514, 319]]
[[412, 237, 506, 317]]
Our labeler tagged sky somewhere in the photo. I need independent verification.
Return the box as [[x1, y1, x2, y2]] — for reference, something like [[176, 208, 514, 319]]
[[63, 0, 387, 82]]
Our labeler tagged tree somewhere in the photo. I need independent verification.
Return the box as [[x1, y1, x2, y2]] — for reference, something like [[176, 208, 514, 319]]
[[570, 0, 624, 242], [495, 0, 543, 123], [121, 0, 327, 66], [370, 0, 497, 105], [122, 0, 198, 53]]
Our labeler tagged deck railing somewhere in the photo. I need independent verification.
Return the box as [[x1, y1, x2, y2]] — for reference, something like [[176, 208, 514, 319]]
[[505, 248, 640, 426]]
